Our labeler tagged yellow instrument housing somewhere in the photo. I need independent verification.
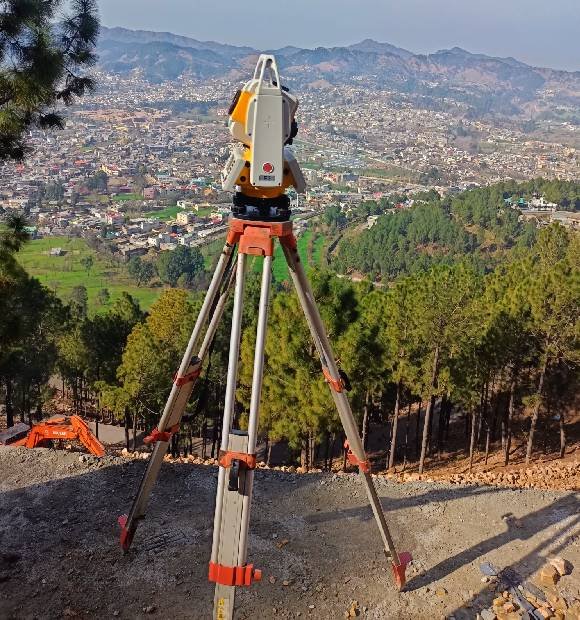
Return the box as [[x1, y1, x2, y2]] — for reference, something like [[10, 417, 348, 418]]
[[233, 147, 296, 199]]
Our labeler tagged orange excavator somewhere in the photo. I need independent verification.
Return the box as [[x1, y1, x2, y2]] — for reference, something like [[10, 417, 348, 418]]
[[6, 415, 105, 457]]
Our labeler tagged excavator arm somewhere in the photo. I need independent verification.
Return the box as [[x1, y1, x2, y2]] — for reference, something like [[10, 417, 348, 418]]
[[70, 415, 105, 457]]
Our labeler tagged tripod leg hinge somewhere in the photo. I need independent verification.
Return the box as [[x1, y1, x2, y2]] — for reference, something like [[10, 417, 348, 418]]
[[391, 552, 412, 590], [118, 514, 135, 552], [208, 561, 262, 586], [344, 441, 372, 474], [322, 367, 344, 392], [173, 367, 202, 386], [144, 424, 180, 445], [218, 450, 257, 470]]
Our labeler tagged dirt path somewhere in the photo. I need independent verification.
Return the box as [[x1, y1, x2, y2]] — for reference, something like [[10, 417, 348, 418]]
[[0, 447, 578, 619]]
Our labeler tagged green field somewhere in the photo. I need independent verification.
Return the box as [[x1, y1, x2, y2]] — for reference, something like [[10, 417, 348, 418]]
[[250, 230, 326, 281], [312, 233, 325, 265], [17, 230, 327, 314], [17, 237, 160, 313], [201, 238, 225, 269], [144, 206, 181, 220]]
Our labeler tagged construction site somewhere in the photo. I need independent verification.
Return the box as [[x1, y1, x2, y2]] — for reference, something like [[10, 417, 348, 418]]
[[0, 444, 578, 620]]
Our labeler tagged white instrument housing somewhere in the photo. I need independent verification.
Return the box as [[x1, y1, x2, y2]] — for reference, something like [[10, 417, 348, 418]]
[[228, 55, 299, 189]]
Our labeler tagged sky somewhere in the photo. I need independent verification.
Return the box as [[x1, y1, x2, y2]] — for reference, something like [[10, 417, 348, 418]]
[[96, 0, 580, 71]]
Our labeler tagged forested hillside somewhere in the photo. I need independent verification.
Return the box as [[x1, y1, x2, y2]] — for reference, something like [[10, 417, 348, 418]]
[[2, 185, 578, 475], [333, 179, 579, 280]]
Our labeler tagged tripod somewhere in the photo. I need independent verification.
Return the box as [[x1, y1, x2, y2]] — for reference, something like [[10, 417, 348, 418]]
[[118, 216, 411, 620]]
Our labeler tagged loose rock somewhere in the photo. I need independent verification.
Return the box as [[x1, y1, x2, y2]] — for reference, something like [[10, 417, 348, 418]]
[[549, 557, 572, 577]]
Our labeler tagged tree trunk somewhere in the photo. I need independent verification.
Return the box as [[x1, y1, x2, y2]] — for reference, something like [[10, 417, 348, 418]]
[[469, 408, 478, 473], [437, 394, 447, 460], [484, 382, 496, 465], [79, 377, 84, 414], [559, 411, 566, 459], [132, 411, 138, 452], [490, 381, 502, 442], [328, 433, 336, 471], [35, 401, 42, 423], [477, 380, 489, 450], [388, 380, 402, 471], [415, 401, 422, 458], [427, 395, 436, 454], [525, 355, 548, 465], [267, 441, 272, 467], [504, 376, 516, 466], [124, 407, 130, 451], [402, 400, 412, 472], [5, 380, 14, 428], [445, 401, 453, 440], [543, 399, 551, 454], [300, 438, 308, 471], [419, 345, 440, 474]]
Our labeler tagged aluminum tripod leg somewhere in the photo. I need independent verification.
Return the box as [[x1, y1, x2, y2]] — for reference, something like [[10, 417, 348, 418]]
[[118, 241, 237, 551], [281, 242, 412, 589], [210, 254, 272, 620]]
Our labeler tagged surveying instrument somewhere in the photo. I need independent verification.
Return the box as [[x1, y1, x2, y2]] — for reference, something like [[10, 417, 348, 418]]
[[118, 54, 411, 619]]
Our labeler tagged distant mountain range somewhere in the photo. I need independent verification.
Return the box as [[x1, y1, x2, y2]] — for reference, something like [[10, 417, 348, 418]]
[[98, 27, 580, 118]]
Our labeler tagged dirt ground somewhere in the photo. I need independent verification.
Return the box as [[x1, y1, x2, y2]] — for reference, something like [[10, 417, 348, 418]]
[[0, 446, 578, 620]]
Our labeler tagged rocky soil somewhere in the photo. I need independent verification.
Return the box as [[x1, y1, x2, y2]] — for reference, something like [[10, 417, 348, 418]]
[[0, 446, 578, 619]]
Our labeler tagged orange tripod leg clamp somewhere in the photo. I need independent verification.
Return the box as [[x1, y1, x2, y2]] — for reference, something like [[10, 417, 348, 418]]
[[208, 562, 262, 586], [344, 440, 372, 474], [323, 367, 345, 392], [144, 424, 180, 445], [218, 450, 257, 469]]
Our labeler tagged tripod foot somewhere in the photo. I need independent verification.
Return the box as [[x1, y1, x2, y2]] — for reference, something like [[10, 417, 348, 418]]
[[392, 552, 412, 590], [118, 514, 135, 553]]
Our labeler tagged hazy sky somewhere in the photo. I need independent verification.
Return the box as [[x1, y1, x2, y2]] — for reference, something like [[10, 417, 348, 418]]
[[96, 0, 580, 71]]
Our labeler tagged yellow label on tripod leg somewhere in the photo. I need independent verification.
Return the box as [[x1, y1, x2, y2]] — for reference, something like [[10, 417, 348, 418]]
[[216, 597, 228, 620]]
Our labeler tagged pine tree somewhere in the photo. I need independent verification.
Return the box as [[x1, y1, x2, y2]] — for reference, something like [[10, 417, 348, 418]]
[[0, 0, 100, 160]]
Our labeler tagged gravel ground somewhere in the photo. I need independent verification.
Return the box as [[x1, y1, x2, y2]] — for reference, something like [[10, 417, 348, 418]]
[[0, 446, 578, 620]]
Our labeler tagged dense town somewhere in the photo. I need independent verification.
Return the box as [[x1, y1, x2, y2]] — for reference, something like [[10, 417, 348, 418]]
[[1, 71, 578, 258]]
